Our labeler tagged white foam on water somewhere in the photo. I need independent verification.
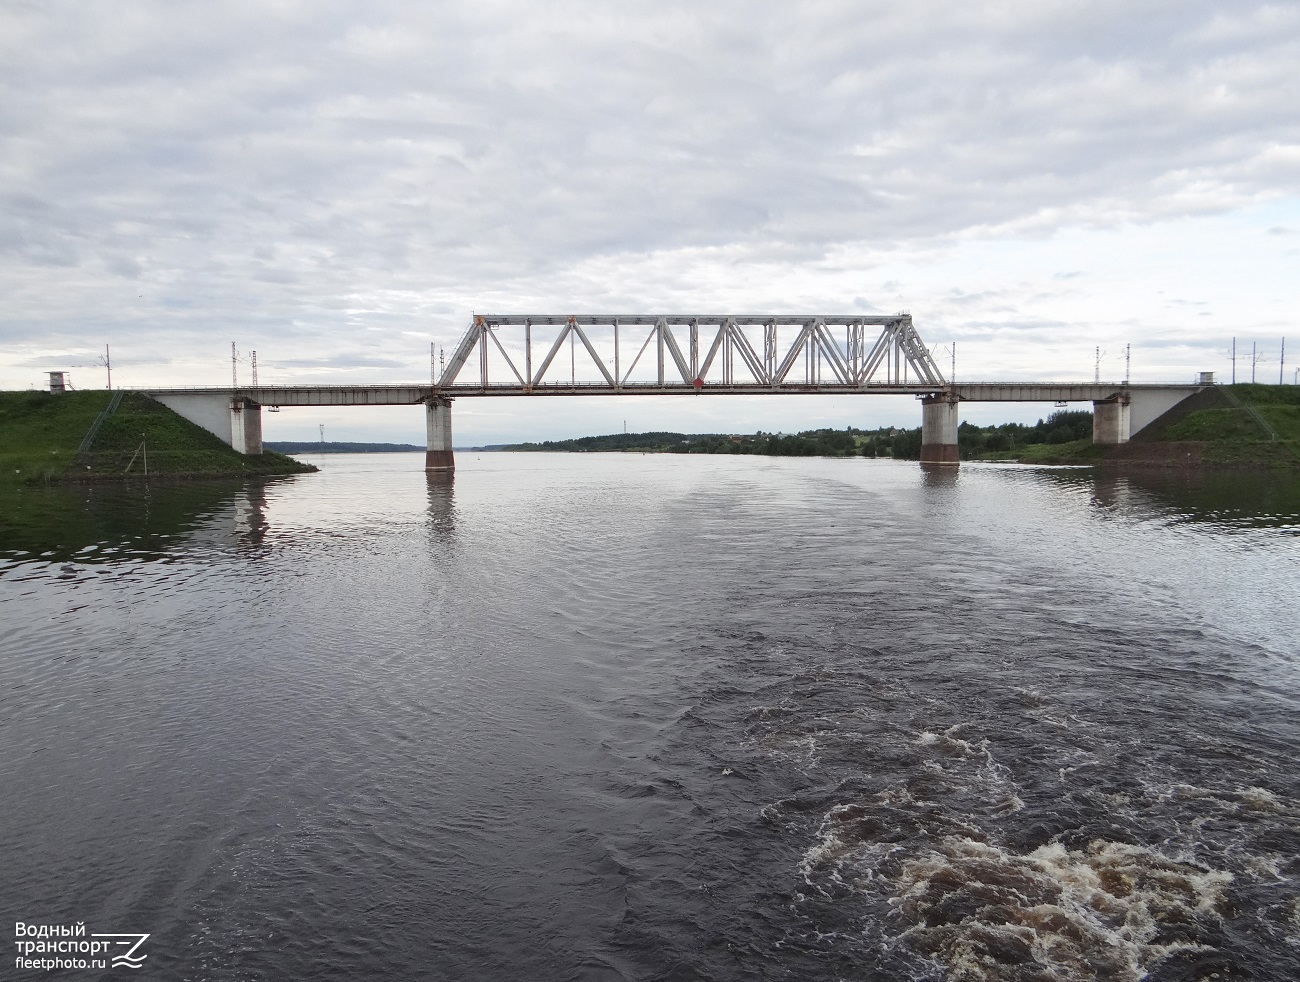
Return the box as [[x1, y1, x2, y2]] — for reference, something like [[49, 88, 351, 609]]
[[889, 836, 1233, 981], [1236, 785, 1283, 812], [916, 725, 983, 757]]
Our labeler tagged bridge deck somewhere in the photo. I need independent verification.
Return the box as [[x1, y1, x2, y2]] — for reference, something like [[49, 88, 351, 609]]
[[138, 382, 1203, 405]]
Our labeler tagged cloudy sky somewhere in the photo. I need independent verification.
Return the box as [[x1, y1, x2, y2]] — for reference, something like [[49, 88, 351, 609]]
[[2, 0, 1297, 443]]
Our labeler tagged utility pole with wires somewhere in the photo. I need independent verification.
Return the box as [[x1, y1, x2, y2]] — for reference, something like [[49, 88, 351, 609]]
[[105, 345, 112, 390], [1094, 346, 1105, 384], [1124, 344, 1131, 384], [1231, 337, 1236, 384], [231, 342, 238, 387], [251, 350, 258, 387], [932, 343, 956, 382], [1281, 338, 1286, 385]]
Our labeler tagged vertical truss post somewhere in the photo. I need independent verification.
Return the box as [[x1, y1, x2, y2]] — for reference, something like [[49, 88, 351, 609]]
[[525, 320, 532, 392], [723, 323, 731, 384], [690, 320, 699, 380], [765, 321, 777, 385], [613, 319, 620, 390], [656, 319, 664, 386], [479, 320, 489, 388]]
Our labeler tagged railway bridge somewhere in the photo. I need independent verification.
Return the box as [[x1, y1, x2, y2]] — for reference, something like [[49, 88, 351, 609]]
[[138, 314, 1209, 470]]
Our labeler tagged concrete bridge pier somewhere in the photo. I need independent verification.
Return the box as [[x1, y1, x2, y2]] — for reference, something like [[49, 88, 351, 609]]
[[920, 394, 960, 465], [232, 398, 263, 455], [425, 397, 454, 472], [1093, 394, 1131, 445]]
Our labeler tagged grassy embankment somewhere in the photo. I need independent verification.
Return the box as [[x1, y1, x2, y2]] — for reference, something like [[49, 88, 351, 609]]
[[0, 390, 315, 485], [978, 384, 1300, 468]]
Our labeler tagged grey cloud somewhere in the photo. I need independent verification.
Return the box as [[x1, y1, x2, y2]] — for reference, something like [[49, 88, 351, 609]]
[[0, 0, 1296, 390]]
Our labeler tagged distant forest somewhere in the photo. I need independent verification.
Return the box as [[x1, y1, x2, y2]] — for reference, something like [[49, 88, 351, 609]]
[[265, 441, 423, 454], [499, 410, 1094, 461]]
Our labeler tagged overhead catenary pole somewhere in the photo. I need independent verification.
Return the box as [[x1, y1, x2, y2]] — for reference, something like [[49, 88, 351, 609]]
[[251, 351, 258, 387], [1125, 343, 1130, 384], [232, 342, 238, 387], [105, 344, 112, 390], [1281, 338, 1286, 385]]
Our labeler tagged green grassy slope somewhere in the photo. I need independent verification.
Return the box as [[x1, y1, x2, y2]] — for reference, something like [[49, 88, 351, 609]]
[[975, 384, 1300, 468], [1159, 385, 1300, 465], [0, 390, 112, 482], [1, 390, 315, 484]]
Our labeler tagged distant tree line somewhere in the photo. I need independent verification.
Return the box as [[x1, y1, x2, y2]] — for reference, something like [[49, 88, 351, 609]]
[[501, 410, 1094, 460], [264, 441, 424, 454]]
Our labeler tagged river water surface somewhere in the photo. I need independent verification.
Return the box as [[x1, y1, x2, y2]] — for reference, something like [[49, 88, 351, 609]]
[[2, 453, 1299, 981]]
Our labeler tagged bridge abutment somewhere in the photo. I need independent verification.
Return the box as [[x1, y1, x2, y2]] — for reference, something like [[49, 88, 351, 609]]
[[1092, 395, 1131, 445], [149, 392, 263, 455], [425, 397, 454, 472], [920, 395, 960, 465]]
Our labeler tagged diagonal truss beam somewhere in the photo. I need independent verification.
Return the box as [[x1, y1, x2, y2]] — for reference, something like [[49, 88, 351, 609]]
[[440, 314, 946, 390]]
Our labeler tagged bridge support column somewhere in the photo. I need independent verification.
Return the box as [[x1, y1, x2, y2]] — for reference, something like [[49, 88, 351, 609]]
[[231, 398, 263, 455], [1092, 395, 1131, 445], [920, 395, 960, 465], [425, 397, 454, 472]]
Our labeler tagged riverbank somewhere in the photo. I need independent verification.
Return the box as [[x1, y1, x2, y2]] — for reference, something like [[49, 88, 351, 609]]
[[0, 390, 316, 485], [496, 385, 1300, 470], [982, 384, 1300, 469]]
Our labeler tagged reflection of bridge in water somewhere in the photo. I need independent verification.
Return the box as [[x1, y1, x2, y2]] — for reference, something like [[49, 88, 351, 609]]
[[140, 314, 1210, 470]]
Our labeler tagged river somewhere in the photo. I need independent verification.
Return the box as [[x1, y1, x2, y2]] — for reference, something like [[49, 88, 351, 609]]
[[2, 453, 1298, 981]]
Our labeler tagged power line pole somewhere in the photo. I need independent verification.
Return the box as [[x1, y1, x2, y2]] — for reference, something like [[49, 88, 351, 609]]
[[105, 344, 112, 390], [1231, 337, 1236, 384], [231, 342, 238, 387], [251, 350, 258, 387], [1124, 343, 1130, 384], [1281, 338, 1286, 385]]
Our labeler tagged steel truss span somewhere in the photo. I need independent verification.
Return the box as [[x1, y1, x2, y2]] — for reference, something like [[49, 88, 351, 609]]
[[439, 314, 946, 393]]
